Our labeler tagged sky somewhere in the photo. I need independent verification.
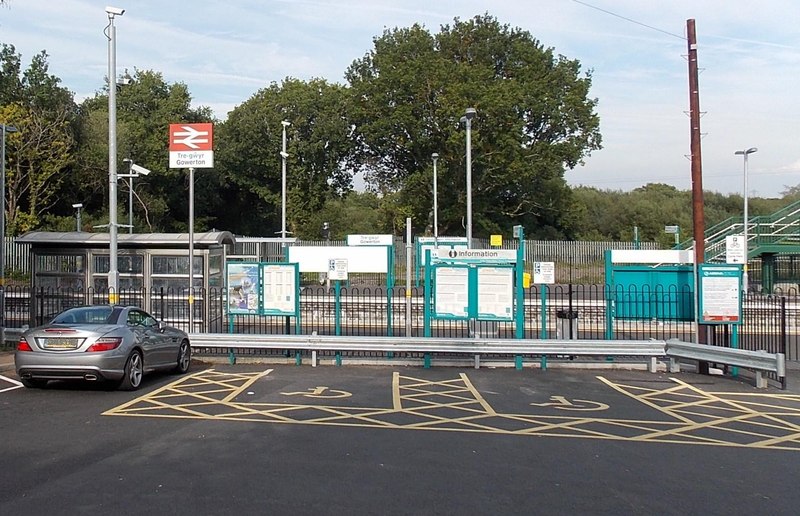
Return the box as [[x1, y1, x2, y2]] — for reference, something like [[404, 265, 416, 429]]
[[1, 0, 799, 198]]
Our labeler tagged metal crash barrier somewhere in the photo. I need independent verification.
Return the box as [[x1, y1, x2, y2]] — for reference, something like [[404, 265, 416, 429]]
[[188, 334, 665, 372], [666, 339, 786, 390]]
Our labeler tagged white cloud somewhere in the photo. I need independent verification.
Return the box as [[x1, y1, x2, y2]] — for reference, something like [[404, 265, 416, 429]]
[[2, 0, 799, 197]]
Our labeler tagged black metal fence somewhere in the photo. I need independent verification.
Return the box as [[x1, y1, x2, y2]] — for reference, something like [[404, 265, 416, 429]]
[[2, 284, 797, 361]]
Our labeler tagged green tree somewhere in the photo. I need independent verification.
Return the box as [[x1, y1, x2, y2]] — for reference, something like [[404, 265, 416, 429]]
[[72, 69, 214, 232], [0, 45, 78, 235], [345, 14, 601, 238], [215, 78, 353, 236]]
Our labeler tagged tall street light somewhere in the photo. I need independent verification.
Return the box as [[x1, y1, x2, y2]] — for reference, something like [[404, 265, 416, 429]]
[[280, 120, 290, 252], [105, 5, 124, 303], [432, 153, 439, 248], [72, 203, 83, 231], [735, 147, 757, 293], [1, 123, 18, 350], [120, 159, 151, 233], [460, 107, 476, 247]]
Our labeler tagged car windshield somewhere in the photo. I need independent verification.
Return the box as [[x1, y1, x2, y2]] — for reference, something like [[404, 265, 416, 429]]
[[51, 306, 114, 325]]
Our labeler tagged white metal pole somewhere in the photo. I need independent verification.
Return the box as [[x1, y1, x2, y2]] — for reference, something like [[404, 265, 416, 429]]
[[735, 147, 757, 293], [281, 121, 290, 251], [188, 167, 195, 332], [128, 164, 134, 234], [107, 14, 120, 303], [432, 153, 439, 249], [465, 118, 472, 247], [0, 124, 14, 349]]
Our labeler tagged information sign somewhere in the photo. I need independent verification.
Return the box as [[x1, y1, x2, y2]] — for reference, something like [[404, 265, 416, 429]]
[[261, 263, 298, 315], [698, 264, 742, 324], [328, 258, 348, 281], [433, 266, 469, 318], [227, 262, 259, 314], [725, 235, 746, 264], [533, 261, 555, 284], [476, 266, 513, 320]]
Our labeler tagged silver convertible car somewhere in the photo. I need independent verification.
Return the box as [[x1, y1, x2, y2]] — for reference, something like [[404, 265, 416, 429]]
[[15, 305, 191, 390]]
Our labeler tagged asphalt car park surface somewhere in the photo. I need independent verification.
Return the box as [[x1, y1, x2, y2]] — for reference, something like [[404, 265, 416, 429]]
[[1, 360, 800, 515]]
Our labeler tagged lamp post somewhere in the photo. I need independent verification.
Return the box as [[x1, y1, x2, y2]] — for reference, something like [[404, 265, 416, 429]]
[[280, 120, 290, 252], [119, 159, 150, 233], [1, 123, 18, 349], [432, 153, 439, 248], [105, 6, 124, 303], [72, 203, 83, 231], [460, 108, 476, 247], [735, 147, 757, 293]]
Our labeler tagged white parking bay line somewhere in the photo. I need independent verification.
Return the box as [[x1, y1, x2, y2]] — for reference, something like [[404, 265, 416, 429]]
[[0, 374, 23, 392]]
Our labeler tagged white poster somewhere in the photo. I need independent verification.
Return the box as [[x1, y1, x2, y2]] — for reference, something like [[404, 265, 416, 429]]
[[434, 267, 469, 318], [261, 264, 297, 315], [476, 267, 513, 320]]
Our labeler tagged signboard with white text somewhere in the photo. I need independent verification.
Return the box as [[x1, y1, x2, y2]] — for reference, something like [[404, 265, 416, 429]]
[[169, 123, 214, 168]]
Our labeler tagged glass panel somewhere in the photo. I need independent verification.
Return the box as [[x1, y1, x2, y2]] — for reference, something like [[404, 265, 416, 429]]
[[94, 255, 143, 274], [209, 253, 222, 275], [37, 255, 85, 273], [119, 255, 144, 274], [94, 255, 110, 274]]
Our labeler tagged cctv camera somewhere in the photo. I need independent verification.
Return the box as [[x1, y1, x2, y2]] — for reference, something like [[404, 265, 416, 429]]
[[117, 77, 132, 86], [130, 164, 152, 176], [280, 152, 289, 159], [105, 6, 125, 16], [72, 203, 83, 209], [281, 121, 291, 127]]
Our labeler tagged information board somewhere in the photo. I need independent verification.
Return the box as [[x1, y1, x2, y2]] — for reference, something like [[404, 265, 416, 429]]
[[698, 264, 742, 324], [328, 258, 349, 281], [226, 262, 260, 314], [433, 266, 469, 319], [476, 266, 513, 320], [533, 261, 555, 284], [261, 263, 298, 316]]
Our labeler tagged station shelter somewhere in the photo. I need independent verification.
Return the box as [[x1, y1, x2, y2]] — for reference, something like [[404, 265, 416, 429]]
[[15, 231, 235, 332]]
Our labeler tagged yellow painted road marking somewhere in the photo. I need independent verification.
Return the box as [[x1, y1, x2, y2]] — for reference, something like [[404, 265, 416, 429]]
[[104, 370, 800, 451], [281, 386, 352, 398]]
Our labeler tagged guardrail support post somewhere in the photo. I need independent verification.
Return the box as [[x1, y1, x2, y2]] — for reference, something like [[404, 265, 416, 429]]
[[335, 351, 341, 366], [540, 355, 547, 370], [312, 350, 317, 367], [295, 351, 302, 366], [424, 353, 431, 368], [228, 348, 236, 365], [515, 355, 523, 370], [474, 354, 480, 369]]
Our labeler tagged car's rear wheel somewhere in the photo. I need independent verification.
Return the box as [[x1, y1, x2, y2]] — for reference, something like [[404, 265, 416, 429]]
[[173, 340, 191, 374], [20, 378, 48, 388], [118, 350, 143, 391]]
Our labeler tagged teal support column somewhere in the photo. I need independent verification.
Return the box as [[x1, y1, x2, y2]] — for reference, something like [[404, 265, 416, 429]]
[[731, 324, 739, 378], [228, 315, 234, 333], [515, 355, 523, 370], [335, 351, 342, 366], [515, 226, 525, 339], [424, 353, 431, 368], [228, 348, 236, 365], [295, 351, 302, 365], [540, 355, 547, 370], [539, 286, 547, 339], [604, 250, 614, 340], [424, 250, 432, 337], [761, 253, 776, 295], [387, 245, 394, 336], [334, 280, 341, 336]]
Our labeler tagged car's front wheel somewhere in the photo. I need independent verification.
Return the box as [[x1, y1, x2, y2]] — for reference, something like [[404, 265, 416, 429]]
[[173, 340, 191, 374], [118, 350, 143, 391]]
